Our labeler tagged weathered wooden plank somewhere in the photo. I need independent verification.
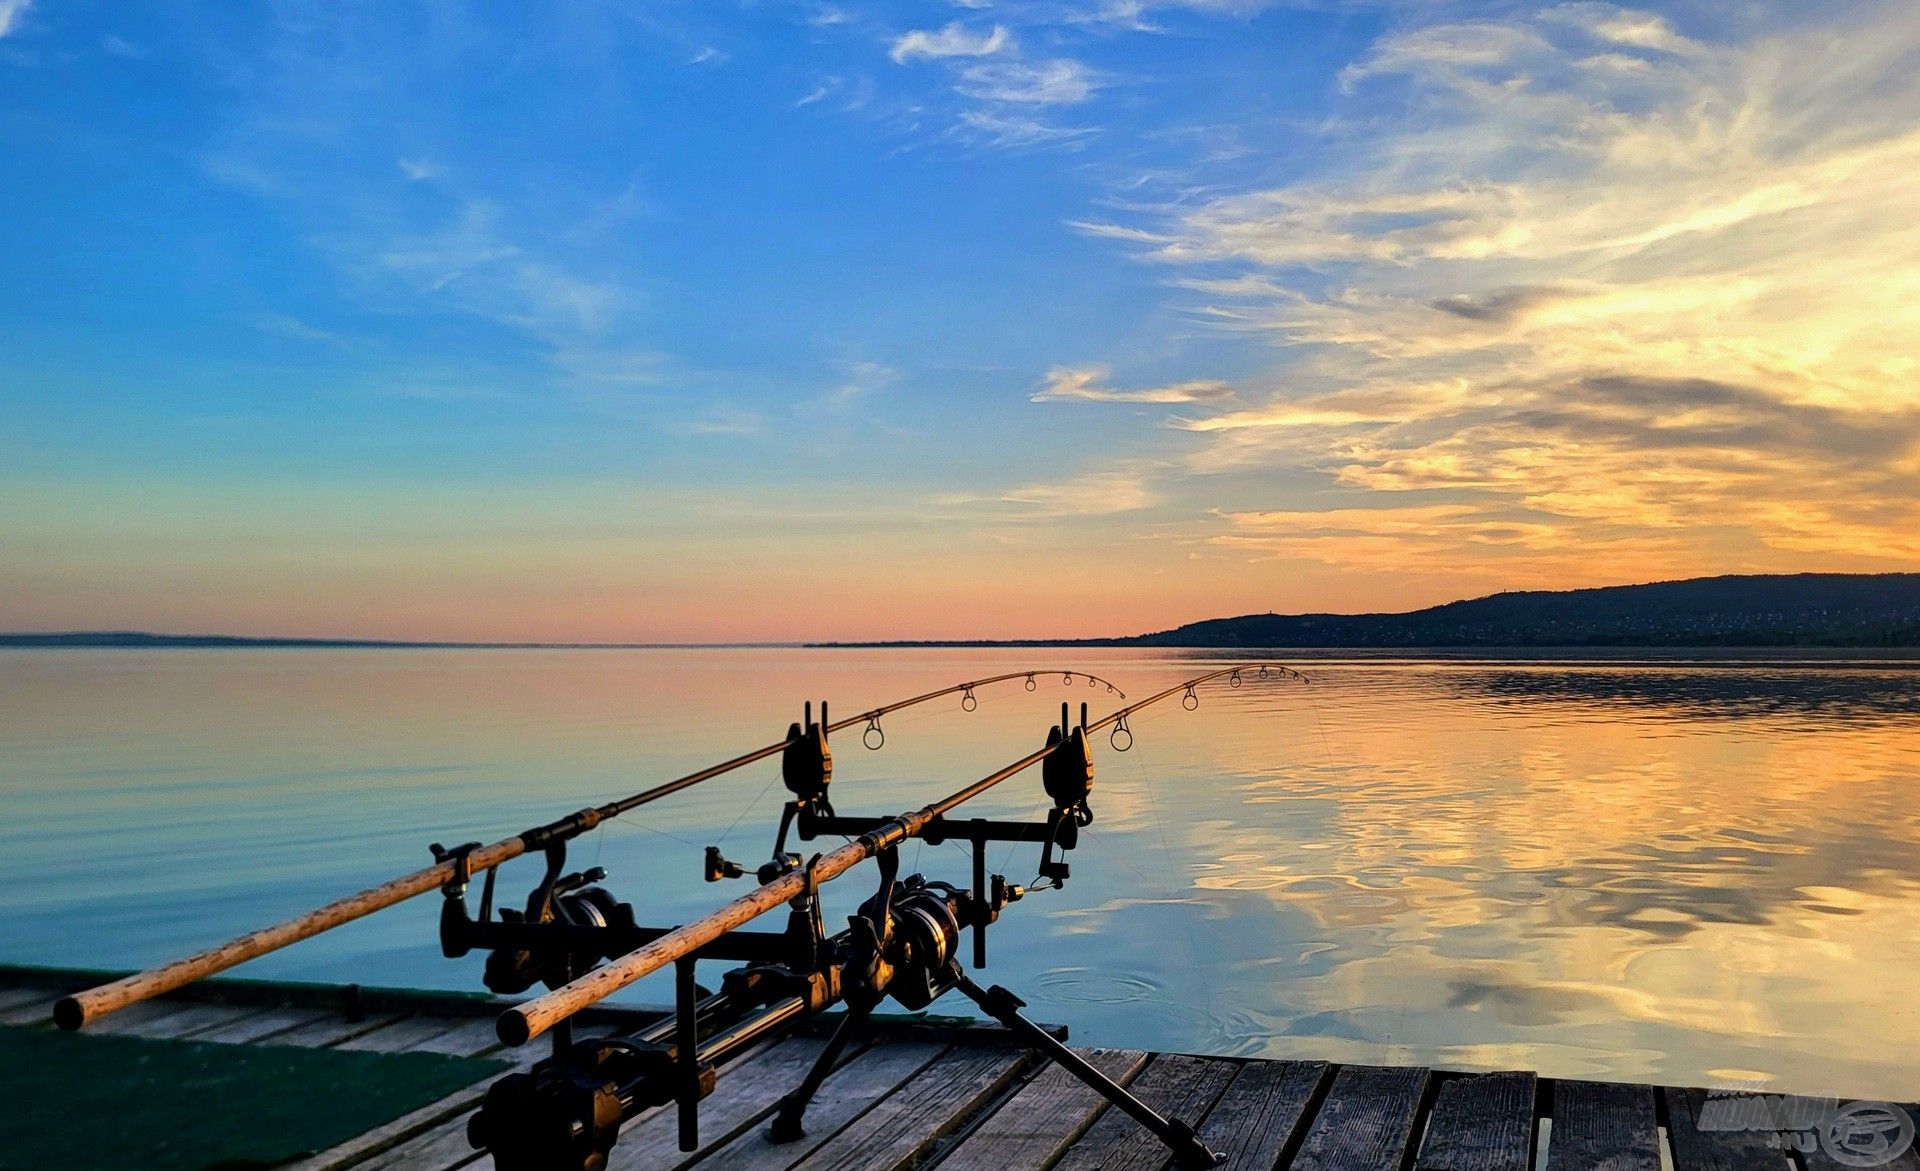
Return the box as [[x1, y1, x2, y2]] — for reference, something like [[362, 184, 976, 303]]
[[1662, 1088, 1791, 1171], [0, 995, 58, 1026], [117, 1001, 273, 1041], [335, 1015, 473, 1053], [1292, 1064, 1432, 1171], [1202, 1059, 1330, 1171], [606, 1036, 832, 1171], [354, 1110, 486, 1171], [1796, 1096, 1920, 1171], [194, 1005, 334, 1044], [1051, 1054, 1241, 1171], [792, 1045, 1034, 1171], [676, 1042, 948, 1171], [1417, 1072, 1536, 1171], [409, 1018, 508, 1059], [80, 998, 197, 1036], [0, 986, 48, 1012], [935, 1048, 1151, 1171], [264, 1012, 408, 1049], [1546, 1081, 1659, 1171]]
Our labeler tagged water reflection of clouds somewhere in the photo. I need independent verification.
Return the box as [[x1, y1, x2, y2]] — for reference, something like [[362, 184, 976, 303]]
[[1054, 660, 1920, 1098], [1446, 665, 1920, 725]]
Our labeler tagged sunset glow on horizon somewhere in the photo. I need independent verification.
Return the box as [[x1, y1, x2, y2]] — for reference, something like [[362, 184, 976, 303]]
[[4, 1, 1918, 642]]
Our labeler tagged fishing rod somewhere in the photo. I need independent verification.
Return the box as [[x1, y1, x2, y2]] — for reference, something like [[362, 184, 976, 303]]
[[53, 668, 1124, 1031], [469, 662, 1305, 1171]]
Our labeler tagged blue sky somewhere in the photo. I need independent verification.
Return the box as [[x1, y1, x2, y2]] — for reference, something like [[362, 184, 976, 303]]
[[3, 1, 1917, 640]]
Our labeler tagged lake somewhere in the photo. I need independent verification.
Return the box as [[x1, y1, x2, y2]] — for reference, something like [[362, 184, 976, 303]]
[[3, 647, 1916, 1100]]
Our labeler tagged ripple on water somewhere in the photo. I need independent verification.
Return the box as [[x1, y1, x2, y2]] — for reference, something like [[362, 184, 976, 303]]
[[1033, 966, 1163, 1005]]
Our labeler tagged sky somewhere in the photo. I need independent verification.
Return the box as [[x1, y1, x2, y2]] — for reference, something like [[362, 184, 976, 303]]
[[2, 0, 1917, 642]]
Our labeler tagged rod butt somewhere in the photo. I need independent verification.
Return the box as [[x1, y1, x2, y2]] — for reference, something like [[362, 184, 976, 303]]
[[53, 996, 85, 1031], [497, 1008, 534, 1047]]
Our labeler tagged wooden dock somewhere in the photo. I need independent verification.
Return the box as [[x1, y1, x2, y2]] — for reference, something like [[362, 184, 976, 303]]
[[3, 968, 1911, 1171]]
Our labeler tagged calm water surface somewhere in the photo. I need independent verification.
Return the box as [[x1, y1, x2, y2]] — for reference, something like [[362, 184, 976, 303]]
[[3, 647, 1917, 1099]]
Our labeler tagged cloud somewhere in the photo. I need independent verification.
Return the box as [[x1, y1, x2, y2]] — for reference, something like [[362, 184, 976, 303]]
[[956, 109, 1093, 149], [676, 408, 771, 438], [1075, 2, 1920, 580], [813, 360, 897, 411], [1033, 366, 1234, 404], [247, 312, 335, 342], [396, 158, 442, 182], [889, 22, 1011, 64], [0, 0, 31, 38], [957, 59, 1101, 105], [1077, 0, 1285, 33], [1543, 3, 1700, 56], [999, 463, 1164, 516]]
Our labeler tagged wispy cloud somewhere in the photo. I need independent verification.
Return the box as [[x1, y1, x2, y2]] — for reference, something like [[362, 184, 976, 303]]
[[889, 22, 1011, 64], [813, 359, 897, 411], [956, 109, 1093, 149], [998, 462, 1165, 516], [1033, 366, 1233, 404], [677, 408, 771, 437], [101, 34, 148, 59], [956, 59, 1101, 105], [0, 0, 33, 38], [1071, 2, 1920, 580]]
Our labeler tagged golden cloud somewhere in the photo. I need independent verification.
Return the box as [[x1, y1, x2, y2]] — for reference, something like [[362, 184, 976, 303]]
[[1081, 2, 1920, 582]]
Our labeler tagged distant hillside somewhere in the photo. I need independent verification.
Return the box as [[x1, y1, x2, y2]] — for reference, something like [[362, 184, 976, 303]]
[[1126, 573, 1920, 648]]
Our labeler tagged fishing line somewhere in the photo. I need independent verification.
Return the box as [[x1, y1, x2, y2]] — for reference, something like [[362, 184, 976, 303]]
[[997, 792, 1051, 875], [608, 819, 701, 848], [713, 767, 783, 846]]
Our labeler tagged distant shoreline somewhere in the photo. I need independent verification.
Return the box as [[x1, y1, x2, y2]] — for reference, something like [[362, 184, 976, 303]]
[[7, 571, 1918, 651], [0, 633, 797, 650]]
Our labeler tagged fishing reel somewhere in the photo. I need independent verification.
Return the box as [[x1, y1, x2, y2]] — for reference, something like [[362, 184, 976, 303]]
[[435, 840, 641, 995], [470, 1035, 693, 1171], [483, 866, 637, 995], [849, 869, 1019, 1012]]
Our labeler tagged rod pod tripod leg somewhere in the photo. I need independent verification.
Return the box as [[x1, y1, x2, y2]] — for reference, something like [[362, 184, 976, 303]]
[[767, 997, 875, 1142], [950, 972, 1224, 1170]]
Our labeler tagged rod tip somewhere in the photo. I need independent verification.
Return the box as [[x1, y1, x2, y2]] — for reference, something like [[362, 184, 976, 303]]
[[496, 1008, 533, 1047], [52, 997, 85, 1031]]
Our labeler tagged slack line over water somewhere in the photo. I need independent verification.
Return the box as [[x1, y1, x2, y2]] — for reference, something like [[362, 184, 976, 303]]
[[56, 662, 1308, 1171]]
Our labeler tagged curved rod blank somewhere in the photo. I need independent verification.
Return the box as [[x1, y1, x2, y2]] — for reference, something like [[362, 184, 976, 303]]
[[497, 661, 1303, 1047], [53, 668, 1125, 1031]]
